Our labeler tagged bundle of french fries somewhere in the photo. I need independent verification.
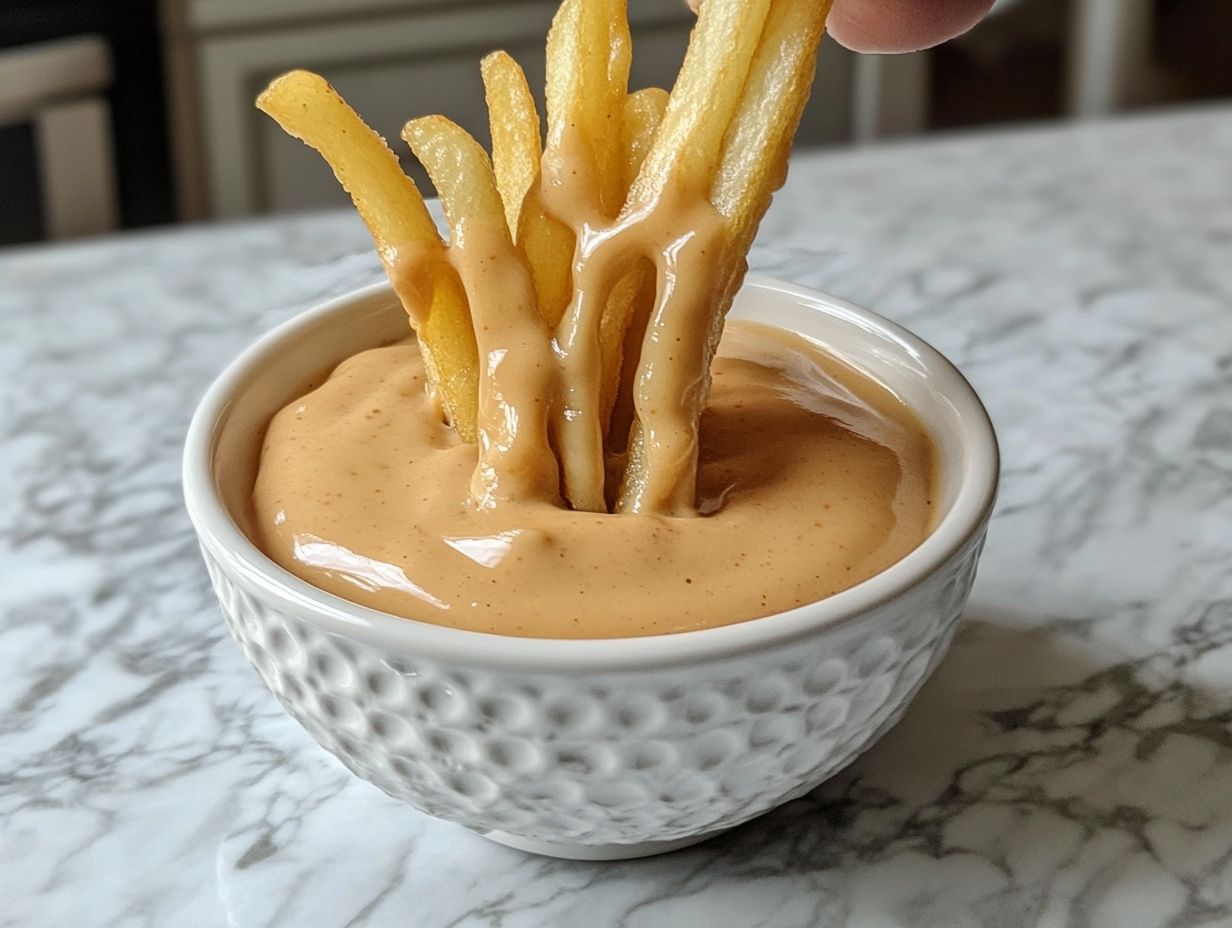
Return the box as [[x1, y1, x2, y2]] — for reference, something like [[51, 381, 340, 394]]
[[258, 0, 832, 515]]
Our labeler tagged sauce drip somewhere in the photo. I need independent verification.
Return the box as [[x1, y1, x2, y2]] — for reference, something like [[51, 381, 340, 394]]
[[387, 129, 753, 516], [251, 321, 935, 638]]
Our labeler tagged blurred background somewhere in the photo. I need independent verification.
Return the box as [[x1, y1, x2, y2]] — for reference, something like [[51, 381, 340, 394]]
[[1, 0, 1228, 247]]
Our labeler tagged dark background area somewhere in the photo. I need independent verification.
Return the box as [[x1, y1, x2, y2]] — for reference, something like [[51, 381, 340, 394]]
[[0, 0, 1229, 248], [0, 0, 174, 244], [933, 0, 1232, 131]]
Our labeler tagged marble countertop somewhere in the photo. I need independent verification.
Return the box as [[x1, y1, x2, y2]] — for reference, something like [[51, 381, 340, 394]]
[[4, 105, 1232, 927]]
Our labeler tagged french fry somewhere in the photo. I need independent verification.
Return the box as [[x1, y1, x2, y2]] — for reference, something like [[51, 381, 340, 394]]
[[542, 0, 636, 511], [621, 88, 668, 195], [712, 0, 833, 253], [402, 115, 559, 505], [258, 0, 834, 515], [402, 115, 553, 347], [517, 201, 575, 327], [624, 0, 772, 210], [544, 0, 630, 216], [403, 116, 508, 239], [602, 259, 655, 451], [593, 87, 667, 447], [481, 52, 541, 239], [608, 0, 771, 511], [417, 269, 481, 445], [256, 70, 478, 441], [592, 85, 667, 439], [256, 71, 437, 256], [617, 0, 830, 512], [596, 264, 646, 431], [520, 0, 634, 332]]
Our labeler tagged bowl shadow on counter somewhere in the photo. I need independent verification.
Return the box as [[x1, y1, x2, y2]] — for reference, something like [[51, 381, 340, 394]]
[[618, 605, 1232, 887]]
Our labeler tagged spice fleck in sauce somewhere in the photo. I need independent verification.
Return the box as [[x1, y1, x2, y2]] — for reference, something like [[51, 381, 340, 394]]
[[251, 320, 935, 638]]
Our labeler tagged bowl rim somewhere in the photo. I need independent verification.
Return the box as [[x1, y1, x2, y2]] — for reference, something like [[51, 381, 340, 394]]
[[183, 275, 999, 671]]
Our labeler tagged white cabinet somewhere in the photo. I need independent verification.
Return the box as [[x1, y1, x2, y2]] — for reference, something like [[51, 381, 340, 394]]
[[161, 0, 854, 220]]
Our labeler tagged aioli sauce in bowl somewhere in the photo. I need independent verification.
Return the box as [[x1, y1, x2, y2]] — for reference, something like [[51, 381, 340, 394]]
[[251, 320, 935, 638]]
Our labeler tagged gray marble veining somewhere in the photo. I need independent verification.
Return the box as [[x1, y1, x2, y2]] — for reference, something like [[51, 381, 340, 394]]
[[2, 105, 1232, 927]]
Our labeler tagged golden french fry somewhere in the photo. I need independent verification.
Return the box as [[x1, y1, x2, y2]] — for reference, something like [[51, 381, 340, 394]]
[[522, 0, 634, 326], [608, 0, 775, 510], [481, 52, 541, 238], [433, 288, 481, 441], [602, 260, 656, 449], [621, 88, 667, 195], [589, 85, 667, 435], [624, 0, 772, 210], [403, 115, 508, 236], [597, 265, 645, 429], [694, 0, 832, 444], [712, 0, 833, 253], [612, 0, 775, 512], [543, 0, 637, 510], [554, 246, 650, 511], [256, 70, 478, 442], [617, 0, 830, 512], [517, 202, 575, 327], [256, 70, 437, 255], [596, 89, 667, 440], [259, 0, 834, 515], [544, 0, 630, 216], [402, 115, 559, 505]]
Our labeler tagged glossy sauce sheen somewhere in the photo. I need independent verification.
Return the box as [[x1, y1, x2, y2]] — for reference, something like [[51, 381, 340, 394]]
[[251, 321, 935, 638]]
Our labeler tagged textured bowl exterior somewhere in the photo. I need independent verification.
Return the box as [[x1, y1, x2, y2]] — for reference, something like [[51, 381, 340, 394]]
[[199, 534, 983, 849], [185, 277, 998, 856]]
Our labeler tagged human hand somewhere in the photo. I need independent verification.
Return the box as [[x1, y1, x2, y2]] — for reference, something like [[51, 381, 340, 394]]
[[685, 0, 995, 53]]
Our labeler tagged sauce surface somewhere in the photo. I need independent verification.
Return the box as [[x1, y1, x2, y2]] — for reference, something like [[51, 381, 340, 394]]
[[251, 321, 935, 638]]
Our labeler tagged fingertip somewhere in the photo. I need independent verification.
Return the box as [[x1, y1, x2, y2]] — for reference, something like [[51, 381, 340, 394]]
[[827, 0, 995, 54]]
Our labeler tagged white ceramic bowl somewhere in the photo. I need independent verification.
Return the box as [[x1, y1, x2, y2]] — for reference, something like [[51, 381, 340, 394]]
[[183, 276, 998, 860]]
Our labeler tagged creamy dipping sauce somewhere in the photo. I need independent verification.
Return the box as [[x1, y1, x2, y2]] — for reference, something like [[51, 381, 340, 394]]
[[250, 320, 935, 638]]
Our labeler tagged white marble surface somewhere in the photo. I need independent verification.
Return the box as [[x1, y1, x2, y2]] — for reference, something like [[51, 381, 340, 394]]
[[3, 105, 1232, 927]]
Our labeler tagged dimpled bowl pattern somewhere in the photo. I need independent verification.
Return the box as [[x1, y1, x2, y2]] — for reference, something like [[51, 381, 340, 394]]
[[200, 540, 981, 855], [185, 277, 998, 859]]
